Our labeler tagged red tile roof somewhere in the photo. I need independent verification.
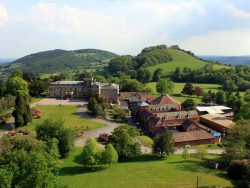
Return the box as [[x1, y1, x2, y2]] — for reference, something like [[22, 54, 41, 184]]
[[173, 130, 214, 143], [149, 94, 181, 106]]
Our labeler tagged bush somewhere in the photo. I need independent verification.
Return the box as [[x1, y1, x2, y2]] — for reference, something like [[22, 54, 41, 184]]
[[227, 160, 249, 180]]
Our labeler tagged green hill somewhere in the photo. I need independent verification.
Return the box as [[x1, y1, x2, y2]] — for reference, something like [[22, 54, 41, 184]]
[[0, 49, 118, 79], [107, 45, 229, 77], [147, 48, 229, 74]]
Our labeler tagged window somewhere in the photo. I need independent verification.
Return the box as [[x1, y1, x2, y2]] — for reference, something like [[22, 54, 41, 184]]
[[177, 114, 181, 119]]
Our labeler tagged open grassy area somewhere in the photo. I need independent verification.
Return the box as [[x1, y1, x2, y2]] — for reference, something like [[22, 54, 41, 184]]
[[137, 135, 153, 148], [59, 147, 233, 188], [146, 82, 221, 103], [147, 49, 229, 74], [20, 105, 106, 134], [146, 82, 221, 95]]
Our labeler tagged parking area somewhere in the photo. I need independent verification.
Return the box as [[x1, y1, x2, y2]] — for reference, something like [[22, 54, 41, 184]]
[[33, 98, 88, 106]]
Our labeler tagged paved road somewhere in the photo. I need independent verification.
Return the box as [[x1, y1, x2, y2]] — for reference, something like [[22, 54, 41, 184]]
[[75, 107, 124, 147]]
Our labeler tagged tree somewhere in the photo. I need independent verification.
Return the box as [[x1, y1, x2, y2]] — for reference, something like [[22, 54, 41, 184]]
[[152, 131, 174, 158], [182, 148, 190, 161], [29, 78, 48, 97], [156, 79, 174, 94], [36, 119, 75, 158], [101, 144, 118, 166], [109, 127, 141, 161], [0, 135, 63, 188], [244, 89, 250, 102], [236, 103, 250, 120], [194, 87, 204, 97], [137, 68, 151, 83], [182, 99, 195, 111], [181, 83, 195, 96], [12, 93, 32, 127], [0, 79, 6, 97], [152, 68, 163, 82], [6, 76, 29, 96], [225, 120, 250, 162], [81, 138, 102, 168], [222, 79, 236, 92], [215, 91, 225, 105]]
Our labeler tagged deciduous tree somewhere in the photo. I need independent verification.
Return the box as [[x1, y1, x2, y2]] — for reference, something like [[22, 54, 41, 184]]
[[152, 131, 174, 158]]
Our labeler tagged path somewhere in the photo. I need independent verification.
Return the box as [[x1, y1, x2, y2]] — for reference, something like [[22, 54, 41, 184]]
[[75, 106, 124, 147]]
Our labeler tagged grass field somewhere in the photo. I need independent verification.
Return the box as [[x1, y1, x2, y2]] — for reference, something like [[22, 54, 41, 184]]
[[20, 105, 106, 134], [146, 82, 221, 103], [59, 148, 233, 188], [147, 49, 230, 74], [137, 135, 154, 148], [146, 82, 221, 95]]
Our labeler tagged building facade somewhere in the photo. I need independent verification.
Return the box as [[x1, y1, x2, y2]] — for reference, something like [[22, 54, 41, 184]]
[[48, 78, 119, 103]]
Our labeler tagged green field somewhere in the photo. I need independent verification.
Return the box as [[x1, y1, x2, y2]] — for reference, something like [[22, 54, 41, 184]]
[[146, 82, 221, 103], [20, 106, 106, 134], [59, 148, 233, 188], [146, 82, 221, 95], [147, 49, 229, 74]]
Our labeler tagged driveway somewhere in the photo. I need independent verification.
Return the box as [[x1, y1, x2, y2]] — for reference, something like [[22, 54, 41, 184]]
[[32, 98, 87, 106], [75, 106, 124, 147]]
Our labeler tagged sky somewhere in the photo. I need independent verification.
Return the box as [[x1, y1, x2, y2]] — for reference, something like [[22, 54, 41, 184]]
[[0, 0, 250, 58]]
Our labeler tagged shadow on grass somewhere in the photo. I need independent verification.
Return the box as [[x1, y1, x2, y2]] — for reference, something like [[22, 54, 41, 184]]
[[120, 154, 162, 163], [60, 166, 105, 176]]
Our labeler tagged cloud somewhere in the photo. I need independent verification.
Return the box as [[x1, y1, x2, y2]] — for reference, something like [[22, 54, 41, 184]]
[[226, 4, 250, 19], [132, 1, 206, 22], [0, 4, 9, 27], [181, 28, 250, 55]]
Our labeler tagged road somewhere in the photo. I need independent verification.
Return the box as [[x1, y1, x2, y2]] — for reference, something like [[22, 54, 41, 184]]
[[75, 106, 124, 147]]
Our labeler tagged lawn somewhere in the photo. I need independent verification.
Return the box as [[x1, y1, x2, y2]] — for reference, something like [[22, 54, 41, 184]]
[[146, 82, 221, 103], [59, 148, 233, 188], [137, 135, 153, 148], [20, 105, 106, 134], [147, 49, 229, 74], [189, 144, 223, 150]]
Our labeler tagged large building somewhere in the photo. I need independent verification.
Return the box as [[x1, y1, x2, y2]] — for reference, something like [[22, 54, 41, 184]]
[[48, 78, 119, 103]]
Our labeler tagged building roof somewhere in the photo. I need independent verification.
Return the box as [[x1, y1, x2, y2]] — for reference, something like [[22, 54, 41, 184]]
[[139, 102, 150, 107], [196, 106, 232, 114], [150, 94, 181, 106], [51, 81, 84, 85], [155, 110, 198, 119], [118, 92, 152, 100], [200, 114, 235, 129], [173, 130, 214, 143], [99, 83, 119, 89], [182, 119, 199, 130]]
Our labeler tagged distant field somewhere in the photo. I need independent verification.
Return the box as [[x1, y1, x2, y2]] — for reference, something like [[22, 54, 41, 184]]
[[146, 82, 221, 95], [147, 49, 229, 74], [146, 82, 221, 103], [59, 148, 233, 188], [20, 105, 105, 134]]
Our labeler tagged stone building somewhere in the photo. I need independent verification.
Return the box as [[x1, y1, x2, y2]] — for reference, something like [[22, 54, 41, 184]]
[[48, 78, 119, 103]]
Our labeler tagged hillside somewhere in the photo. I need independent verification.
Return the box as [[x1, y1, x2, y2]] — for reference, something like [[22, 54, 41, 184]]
[[0, 49, 118, 79], [107, 45, 229, 78], [200, 55, 250, 66], [147, 48, 229, 74]]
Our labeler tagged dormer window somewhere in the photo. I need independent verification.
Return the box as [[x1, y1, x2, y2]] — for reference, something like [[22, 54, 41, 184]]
[[164, 115, 168, 120], [177, 114, 181, 119]]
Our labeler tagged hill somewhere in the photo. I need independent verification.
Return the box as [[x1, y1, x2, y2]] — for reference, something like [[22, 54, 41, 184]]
[[0, 49, 118, 79], [107, 45, 229, 77], [147, 48, 229, 74], [200, 55, 250, 66]]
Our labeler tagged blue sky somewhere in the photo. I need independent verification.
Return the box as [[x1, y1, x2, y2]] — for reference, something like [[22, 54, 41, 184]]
[[0, 0, 250, 58]]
